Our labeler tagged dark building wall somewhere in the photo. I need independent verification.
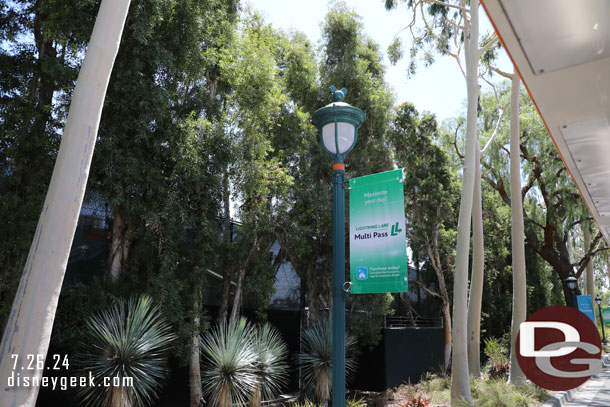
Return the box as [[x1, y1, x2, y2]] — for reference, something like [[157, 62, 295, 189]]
[[352, 327, 444, 392], [383, 327, 444, 388]]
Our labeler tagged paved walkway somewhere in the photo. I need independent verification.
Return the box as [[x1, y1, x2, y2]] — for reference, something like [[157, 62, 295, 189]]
[[564, 368, 610, 406], [552, 355, 610, 407]]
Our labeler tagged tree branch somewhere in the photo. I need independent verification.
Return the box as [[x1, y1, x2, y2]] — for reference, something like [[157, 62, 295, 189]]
[[423, 0, 469, 12], [478, 33, 499, 58], [481, 102, 509, 155], [490, 65, 514, 79]]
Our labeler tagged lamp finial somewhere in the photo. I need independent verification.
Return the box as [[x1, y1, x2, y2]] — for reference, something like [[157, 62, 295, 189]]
[[330, 86, 347, 102]]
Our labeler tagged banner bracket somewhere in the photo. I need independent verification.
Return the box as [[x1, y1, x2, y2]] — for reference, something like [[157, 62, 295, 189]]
[[343, 281, 352, 293]]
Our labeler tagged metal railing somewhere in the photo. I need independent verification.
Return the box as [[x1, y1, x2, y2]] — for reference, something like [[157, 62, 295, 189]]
[[384, 315, 443, 329]]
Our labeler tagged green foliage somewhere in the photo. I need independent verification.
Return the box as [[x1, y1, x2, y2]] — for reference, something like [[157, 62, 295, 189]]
[[482, 336, 509, 365], [75, 296, 176, 407], [346, 398, 367, 407], [86, 0, 238, 362], [285, 1, 396, 345], [388, 102, 458, 327], [200, 318, 289, 407], [418, 372, 451, 393], [471, 380, 544, 407], [291, 399, 324, 407], [298, 318, 357, 403], [347, 292, 394, 349], [0, 0, 98, 327], [402, 374, 548, 407]]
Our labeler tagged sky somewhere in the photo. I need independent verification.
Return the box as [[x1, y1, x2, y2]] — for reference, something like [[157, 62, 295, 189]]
[[247, 0, 512, 122]]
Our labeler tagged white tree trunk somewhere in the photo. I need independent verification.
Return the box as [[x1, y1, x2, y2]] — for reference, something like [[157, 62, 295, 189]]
[[190, 296, 203, 407], [508, 74, 527, 385], [467, 146, 484, 378], [451, 1, 478, 405], [585, 224, 594, 297], [0, 1, 131, 405]]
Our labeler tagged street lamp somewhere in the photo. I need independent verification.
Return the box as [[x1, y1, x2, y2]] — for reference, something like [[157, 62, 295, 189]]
[[565, 271, 578, 308], [595, 296, 607, 344], [313, 86, 365, 407]]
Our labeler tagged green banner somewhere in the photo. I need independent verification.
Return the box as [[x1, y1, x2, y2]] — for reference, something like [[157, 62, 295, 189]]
[[603, 307, 610, 324], [349, 169, 408, 294]]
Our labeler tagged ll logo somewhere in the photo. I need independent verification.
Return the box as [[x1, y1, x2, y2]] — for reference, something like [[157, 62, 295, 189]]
[[516, 305, 602, 391], [391, 222, 402, 236]]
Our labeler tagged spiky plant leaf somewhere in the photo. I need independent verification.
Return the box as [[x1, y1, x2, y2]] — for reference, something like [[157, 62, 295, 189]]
[[298, 318, 357, 402], [250, 323, 289, 405], [200, 317, 258, 407], [75, 296, 176, 407]]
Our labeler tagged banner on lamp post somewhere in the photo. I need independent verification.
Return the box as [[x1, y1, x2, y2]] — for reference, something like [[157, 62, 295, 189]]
[[576, 295, 596, 322], [349, 168, 408, 294]]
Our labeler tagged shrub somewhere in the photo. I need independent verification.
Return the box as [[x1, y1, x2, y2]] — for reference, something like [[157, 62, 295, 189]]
[[347, 398, 367, 407], [489, 361, 510, 379], [298, 318, 357, 403], [399, 395, 431, 407], [483, 336, 509, 364], [75, 296, 176, 407], [250, 323, 289, 406], [200, 318, 289, 407]]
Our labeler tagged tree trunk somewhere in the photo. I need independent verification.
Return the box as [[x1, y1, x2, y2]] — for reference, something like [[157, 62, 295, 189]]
[[109, 207, 129, 281], [218, 167, 232, 322], [427, 237, 452, 370], [0, 1, 131, 405], [229, 268, 246, 324], [111, 386, 132, 407], [451, 1, 478, 404], [584, 224, 594, 297], [442, 301, 452, 371], [508, 74, 527, 385], [467, 146, 484, 378], [190, 294, 203, 407]]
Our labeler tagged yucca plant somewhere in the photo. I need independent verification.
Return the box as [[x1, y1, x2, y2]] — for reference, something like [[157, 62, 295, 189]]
[[250, 323, 289, 407], [298, 318, 357, 404], [75, 296, 176, 407], [200, 317, 258, 407]]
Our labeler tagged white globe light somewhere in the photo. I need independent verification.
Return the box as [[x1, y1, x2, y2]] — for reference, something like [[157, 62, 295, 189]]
[[321, 122, 356, 154]]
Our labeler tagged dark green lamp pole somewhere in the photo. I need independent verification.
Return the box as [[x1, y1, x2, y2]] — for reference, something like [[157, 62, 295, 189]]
[[313, 86, 365, 407], [595, 296, 607, 344]]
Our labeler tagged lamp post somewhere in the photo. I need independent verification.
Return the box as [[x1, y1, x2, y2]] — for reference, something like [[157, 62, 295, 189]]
[[595, 296, 607, 344], [313, 86, 365, 407], [565, 271, 578, 309]]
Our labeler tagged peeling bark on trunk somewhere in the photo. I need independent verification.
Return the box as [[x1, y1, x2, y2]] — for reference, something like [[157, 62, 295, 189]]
[[109, 208, 129, 282], [190, 295, 203, 407], [442, 301, 452, 370], [467, 146, 484, 378], [508, 74, 527, 385]]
